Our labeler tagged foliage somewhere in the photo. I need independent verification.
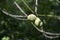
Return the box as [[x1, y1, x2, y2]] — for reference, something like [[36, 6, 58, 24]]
[[0, 0, 60, 40]]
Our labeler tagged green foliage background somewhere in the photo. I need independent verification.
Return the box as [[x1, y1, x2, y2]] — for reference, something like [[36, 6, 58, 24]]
[[0, 0, 60, 40]]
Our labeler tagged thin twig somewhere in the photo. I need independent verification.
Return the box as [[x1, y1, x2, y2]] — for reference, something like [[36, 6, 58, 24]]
[[44, 31, 60, 35], [13, 18, 27, 20], [38, 14, 60, 20], [14, 1, 27, 16], [31, 22, 60, 35], [21, 0, 34, 13], [43, 33, 59, 39], [1, 9, 27, 20], [31, 20, 60, 38], [1, 9, 26, 18], [35, 0, 38, 16], [10, 15, 27, 18], [31, 22, 44, 32]]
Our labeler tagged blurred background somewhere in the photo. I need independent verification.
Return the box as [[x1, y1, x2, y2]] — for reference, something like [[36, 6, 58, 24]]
[[0, 0, 60, 40]]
